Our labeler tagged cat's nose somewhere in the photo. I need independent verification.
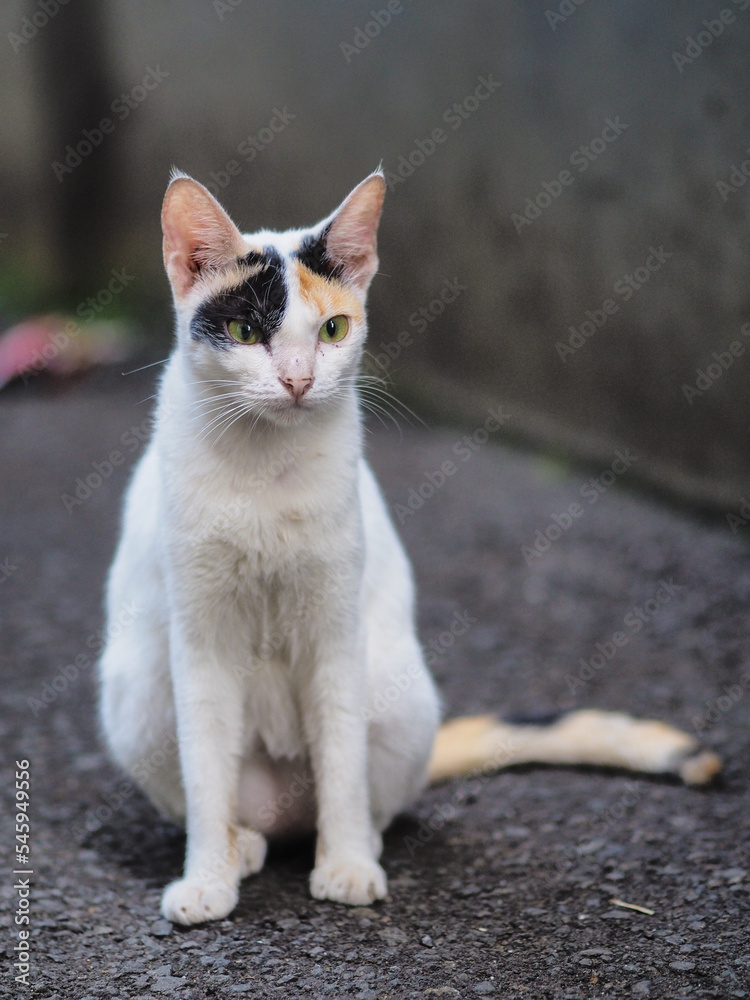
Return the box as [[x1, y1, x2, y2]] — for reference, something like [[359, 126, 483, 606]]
[[280, 375, 314, 400]]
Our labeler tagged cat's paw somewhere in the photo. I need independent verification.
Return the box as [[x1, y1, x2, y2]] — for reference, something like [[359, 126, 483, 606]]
[[310, 856, 387, 905], [161, 877, 238, 926], [238, 827, 267, 878]]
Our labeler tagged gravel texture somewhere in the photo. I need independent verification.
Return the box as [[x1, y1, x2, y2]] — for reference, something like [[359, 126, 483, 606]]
[[1, 368, 749, 1000]]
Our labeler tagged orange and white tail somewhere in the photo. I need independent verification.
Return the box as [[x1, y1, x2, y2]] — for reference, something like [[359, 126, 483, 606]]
[[428, 709, 721, 787]]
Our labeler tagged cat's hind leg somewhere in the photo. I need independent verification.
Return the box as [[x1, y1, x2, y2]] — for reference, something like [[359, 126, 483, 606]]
[[365, 635, 442, 835], [237, 826, 268, 877], [101, 599, 273, 925], [98, 608, 186, 821]]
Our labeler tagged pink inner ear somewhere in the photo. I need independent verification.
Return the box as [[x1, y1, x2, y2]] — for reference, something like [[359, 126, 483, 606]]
[[326, 174, 385, 291], [162, 178, 245, 300]]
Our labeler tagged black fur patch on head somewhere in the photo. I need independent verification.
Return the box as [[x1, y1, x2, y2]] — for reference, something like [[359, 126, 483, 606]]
[[190, 248, 288, 348], [294, 225, 345, 281], [503, 710, 568, 728]]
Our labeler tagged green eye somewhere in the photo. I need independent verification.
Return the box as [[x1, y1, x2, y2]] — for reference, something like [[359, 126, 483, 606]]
[[227, 319, 262, 344], [319, 315, 349, 344]]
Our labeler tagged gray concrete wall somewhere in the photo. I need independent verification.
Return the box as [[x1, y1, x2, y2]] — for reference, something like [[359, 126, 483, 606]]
[[2, 0, 750, 511]]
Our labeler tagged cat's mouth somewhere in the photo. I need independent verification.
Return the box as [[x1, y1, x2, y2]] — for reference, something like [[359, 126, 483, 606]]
[[265, 395, 316, 425], [278, 393, 313, 411]]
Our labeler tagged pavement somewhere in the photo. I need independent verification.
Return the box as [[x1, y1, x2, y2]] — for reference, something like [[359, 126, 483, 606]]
[[1, 366, 749, 1000]]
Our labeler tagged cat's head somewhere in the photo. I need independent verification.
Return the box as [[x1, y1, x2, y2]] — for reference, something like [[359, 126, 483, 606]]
[[161, 169, 385, 427]]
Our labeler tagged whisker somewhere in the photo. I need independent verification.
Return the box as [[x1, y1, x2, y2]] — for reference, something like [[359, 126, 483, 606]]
[[122, 356, 170, 376], [358, 401, 391, 431], [249, 405, 270, 436], [187, 394, 249, 409], [185, 378, 248, 389], [356, 393, 403, 435], [185, 392, 249, 413], [195, 401, 252, 443], [359, 384, 427, 429], [212, 405, 254, 447], [196, 409, 248, 443]]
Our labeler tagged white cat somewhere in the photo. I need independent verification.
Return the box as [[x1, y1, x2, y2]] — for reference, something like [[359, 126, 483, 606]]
[[98, 170, 720, 926]]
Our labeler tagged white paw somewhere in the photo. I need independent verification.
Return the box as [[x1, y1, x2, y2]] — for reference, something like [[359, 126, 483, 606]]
[[310, 856, 387, 905], [161, 877, 238, 926], [238, 827, 267, 878]]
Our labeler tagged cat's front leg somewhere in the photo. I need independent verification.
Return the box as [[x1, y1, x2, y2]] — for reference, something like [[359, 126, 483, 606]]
[[302, 632, 387, 906], [161, 631, 266, 925]]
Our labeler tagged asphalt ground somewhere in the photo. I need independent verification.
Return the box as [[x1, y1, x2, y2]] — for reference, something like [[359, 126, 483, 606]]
[[1, 367, 748, 1000]]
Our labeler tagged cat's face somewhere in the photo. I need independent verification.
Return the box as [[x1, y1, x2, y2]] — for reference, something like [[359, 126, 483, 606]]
[[161, 171, 385, 428]]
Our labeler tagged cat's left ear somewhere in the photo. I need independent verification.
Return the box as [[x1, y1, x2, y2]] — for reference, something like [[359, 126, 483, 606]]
[[322, 171, 386, 294], [161, 171, 247, 302]]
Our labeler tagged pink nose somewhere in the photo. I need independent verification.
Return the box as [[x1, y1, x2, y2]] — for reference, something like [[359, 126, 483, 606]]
[[280, 375, 314, 400]]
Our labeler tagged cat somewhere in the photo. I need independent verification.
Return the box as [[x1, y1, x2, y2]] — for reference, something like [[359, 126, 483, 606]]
[[98, 169, 721, 926]]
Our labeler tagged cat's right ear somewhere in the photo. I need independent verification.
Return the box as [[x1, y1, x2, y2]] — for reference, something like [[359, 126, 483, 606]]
[[161, 172, 247, 301]]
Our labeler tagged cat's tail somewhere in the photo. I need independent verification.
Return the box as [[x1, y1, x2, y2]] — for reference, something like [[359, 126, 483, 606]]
[[428, 709, 721, 787]]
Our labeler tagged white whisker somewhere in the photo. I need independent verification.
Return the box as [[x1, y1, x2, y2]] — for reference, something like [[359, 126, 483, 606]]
[[212, 405, 254, 447], [196, 401, 252, 443], [122, 356, 170, 376]]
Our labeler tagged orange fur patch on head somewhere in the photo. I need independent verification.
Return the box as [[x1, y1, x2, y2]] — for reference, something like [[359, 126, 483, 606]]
[[294, 260, 364, 326]]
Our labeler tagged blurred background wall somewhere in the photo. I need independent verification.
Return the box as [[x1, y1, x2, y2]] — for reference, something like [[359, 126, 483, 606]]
[[2, 0, 750, 512]]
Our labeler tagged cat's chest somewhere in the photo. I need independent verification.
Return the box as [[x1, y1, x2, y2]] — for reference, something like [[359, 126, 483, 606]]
[[167, 446, 360, 580], [206, 466, 342, 558]]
